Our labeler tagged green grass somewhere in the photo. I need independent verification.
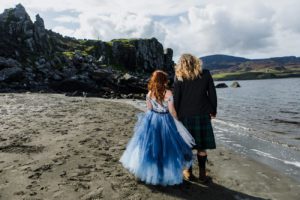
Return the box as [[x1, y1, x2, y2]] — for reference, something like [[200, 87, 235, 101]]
[[84, 46, 95, 54], [111, 39, 133, 43], [107, 41, 113, 47], [62, 50, 90, 59], [109, 39, 135, 47], [212, 72, 262, 79], [62, 51, 75, 59]]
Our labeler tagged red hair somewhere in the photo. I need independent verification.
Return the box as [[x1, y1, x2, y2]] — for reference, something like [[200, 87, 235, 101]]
[[148, 70, 169, 103]]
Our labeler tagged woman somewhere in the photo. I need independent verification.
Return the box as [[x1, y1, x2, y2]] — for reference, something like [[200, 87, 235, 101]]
[[173, 54, 217, 182]]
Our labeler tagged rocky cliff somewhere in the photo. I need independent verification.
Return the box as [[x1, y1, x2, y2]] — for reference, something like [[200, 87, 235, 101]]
[[0, 4, 174, 98]]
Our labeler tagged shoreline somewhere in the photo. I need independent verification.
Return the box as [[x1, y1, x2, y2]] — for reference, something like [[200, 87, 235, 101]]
[[114, 98, 300, 181], [213, 76, 300, 82], [212, 72, 300, 81], [0, 93, 299, 199]]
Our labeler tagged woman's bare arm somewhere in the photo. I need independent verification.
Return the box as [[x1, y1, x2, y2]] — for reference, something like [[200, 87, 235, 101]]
[[146, 91, 152, 110], [165, 90, 178, 119]]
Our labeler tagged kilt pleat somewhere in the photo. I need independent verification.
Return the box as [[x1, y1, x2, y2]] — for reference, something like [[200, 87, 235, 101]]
[[180, 115, 216, 150]]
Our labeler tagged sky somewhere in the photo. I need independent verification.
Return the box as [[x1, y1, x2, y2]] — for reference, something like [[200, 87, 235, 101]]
[[1, 0, 300, 60]]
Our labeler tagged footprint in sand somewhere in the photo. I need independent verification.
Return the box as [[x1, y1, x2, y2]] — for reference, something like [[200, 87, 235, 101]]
[[52, 155, 70, 165], [79, 137, 93, 145], [81, 187, 103, 199], [13, 191, 25, 196]]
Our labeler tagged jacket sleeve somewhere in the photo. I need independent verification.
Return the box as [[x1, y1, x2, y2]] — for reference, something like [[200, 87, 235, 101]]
[[207, 70, 217, 115], [173, 77, 181, 114]]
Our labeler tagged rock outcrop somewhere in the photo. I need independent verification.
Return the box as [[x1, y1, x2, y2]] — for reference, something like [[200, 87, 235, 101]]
[[215, 83, 228, 88], [0, 4, 57, 60], [231, 81, 241, 88], [0, 4, 174, 98]]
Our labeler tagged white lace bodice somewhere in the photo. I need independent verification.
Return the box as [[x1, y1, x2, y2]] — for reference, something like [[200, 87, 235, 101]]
[[146, 95, 173, 113]]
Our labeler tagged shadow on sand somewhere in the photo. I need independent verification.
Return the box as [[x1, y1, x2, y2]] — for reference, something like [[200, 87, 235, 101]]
[[144, 179, 268, 200]]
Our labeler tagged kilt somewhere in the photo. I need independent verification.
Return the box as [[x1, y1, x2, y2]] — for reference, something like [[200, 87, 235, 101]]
[[180, 115, 216, 150]]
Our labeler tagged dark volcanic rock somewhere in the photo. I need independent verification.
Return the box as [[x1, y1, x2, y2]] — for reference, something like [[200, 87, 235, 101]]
[[111, 41, 136, 71], [134, 38, 164, 72], [51, 75, 98, 93], [215, 83, 228, 88], [119, 73, 138, 83], [93, 38, 174, 73], [91, 69, 113, 80], [33, 14, 52, 53], [164, 48, 174, 71], [0, 4, 174, 98], [0, 57, 22, 69], [0, 4, 56, 60], [0, 66, 23, 81]]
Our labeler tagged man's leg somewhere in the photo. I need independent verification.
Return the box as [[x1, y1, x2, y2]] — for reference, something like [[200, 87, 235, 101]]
[[197, 150, 208, 182]]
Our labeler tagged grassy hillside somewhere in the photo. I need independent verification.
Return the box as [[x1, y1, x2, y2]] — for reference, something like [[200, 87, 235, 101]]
[[202, 55, 300, 80], [212, 68, 300, 80]]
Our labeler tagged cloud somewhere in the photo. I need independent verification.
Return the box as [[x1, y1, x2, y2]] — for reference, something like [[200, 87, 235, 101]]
[[165, 3, 275, 58], [72, 12, 167, 42], [1, 0, 300, 59], [54, 15, 78, 23], [52, 26, 75, 36]]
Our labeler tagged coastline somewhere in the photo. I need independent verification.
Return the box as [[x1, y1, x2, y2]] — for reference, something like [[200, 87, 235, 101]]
[[213, 75, 300, 81], [212, 71, 300, 81], [0, 93, 299, 200]]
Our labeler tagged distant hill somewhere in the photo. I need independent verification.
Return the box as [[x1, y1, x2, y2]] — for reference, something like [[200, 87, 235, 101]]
[[201, 54, 249, 70], [200, 54, 300, 80]]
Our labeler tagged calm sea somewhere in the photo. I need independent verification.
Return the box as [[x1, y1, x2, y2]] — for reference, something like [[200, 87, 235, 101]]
[[214, 78, 300, 182]]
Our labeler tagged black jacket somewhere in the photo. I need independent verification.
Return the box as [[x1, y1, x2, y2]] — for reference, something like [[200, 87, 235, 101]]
[[173, 69, 217, 118]]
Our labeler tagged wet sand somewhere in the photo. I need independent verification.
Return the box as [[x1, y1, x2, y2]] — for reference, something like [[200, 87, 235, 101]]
[[0, 93, 299, 200]]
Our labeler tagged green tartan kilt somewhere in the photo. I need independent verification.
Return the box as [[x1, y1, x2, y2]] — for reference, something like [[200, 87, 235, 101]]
[[180, 115, 216, 150]]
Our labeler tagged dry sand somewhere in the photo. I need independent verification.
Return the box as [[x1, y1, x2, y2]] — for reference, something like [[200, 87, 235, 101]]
[[0, 93, 299, 200]]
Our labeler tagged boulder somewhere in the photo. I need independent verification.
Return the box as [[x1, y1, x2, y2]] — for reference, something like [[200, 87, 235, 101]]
[[231, 81, 241, 88], [50, 71, 63, 81], [119, 73, 138, 83], [0, 57, 22, 69], [91, 68, 112, 80], [0, 66, 23, 81], [36, 62, 51, 75], [73, 51, 84, 65], [215, 83, 228, 88], [61, 66, 78, 78]]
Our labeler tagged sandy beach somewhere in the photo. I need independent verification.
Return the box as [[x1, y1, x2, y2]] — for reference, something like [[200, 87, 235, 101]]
[[0, 93, 299, 200]]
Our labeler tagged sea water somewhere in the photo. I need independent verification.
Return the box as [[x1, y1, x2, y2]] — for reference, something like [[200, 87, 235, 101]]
[[214, 78, 300, 182]]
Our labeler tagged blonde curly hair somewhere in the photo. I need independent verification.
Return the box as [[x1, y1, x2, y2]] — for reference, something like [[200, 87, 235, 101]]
[[175, 54, 203, 81]]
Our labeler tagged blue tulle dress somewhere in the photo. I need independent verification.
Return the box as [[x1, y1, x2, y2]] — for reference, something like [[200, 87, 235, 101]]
[[120, 96, 194, 186]]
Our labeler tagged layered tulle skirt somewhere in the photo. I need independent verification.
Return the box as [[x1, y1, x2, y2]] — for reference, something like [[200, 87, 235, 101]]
[[120, 110, 194, 186]]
